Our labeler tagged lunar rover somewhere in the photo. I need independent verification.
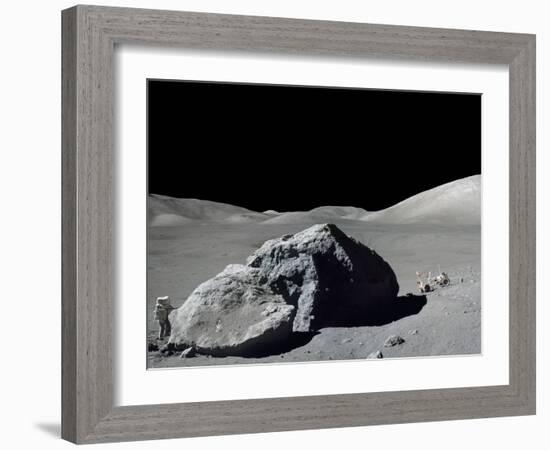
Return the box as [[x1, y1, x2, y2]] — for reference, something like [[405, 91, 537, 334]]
[[416, 267, 450, 293]]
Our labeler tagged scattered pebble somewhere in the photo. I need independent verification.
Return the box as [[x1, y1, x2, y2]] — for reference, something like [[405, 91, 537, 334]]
[[409, 329, 418, 335], [367, 351, 383, 359], [384, 335, 405, 347], [341, 338, 352, 344]]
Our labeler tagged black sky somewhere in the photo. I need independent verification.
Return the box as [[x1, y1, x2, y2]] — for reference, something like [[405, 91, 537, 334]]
[[147, 80, 481, 212]]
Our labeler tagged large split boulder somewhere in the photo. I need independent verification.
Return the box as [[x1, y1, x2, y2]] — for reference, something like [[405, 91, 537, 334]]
[[169, 224, 399, 355], [246, 224, 399, 331]]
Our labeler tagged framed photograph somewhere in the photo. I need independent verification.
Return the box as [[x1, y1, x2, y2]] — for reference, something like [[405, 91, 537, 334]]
[[62, 5, 536, 444]]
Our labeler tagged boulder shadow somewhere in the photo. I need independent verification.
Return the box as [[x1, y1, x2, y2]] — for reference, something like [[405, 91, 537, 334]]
[[212, 331, 320, 359], [199, 296, 426, 358], [322, 294, 427, 328]]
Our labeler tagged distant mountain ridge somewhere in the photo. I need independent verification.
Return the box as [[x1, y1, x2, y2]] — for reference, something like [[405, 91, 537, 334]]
[[148, 175, 481, 227], [148, 195, 268, 226]]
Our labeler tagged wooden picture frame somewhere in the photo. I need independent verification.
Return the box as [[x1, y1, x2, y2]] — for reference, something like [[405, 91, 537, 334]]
[[62, 5, 536, 444]]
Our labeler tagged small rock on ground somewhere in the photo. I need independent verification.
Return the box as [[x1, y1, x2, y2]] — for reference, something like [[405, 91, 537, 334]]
[[384, 335, 405, 347], [367, 351, 383, 359]]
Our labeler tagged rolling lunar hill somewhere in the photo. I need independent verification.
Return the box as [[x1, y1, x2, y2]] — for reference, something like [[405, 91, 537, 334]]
[[148, 175, 480, 227], [148, 195, 268, 226], [362, 175, 481, 225]]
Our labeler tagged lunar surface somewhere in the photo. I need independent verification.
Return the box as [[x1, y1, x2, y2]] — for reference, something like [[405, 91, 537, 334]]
[[147, 175, 481, 368]]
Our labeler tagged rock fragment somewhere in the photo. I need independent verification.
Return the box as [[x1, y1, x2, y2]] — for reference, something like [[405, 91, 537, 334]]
[[384, 335, 405, 347]]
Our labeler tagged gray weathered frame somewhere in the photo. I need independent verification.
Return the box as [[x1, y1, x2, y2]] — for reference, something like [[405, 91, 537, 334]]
[[62, 5, 536, 444]]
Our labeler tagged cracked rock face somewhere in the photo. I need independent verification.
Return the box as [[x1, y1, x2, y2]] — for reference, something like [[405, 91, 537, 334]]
[[247, 224, 399, 331], [169, 224, 399, 355]]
